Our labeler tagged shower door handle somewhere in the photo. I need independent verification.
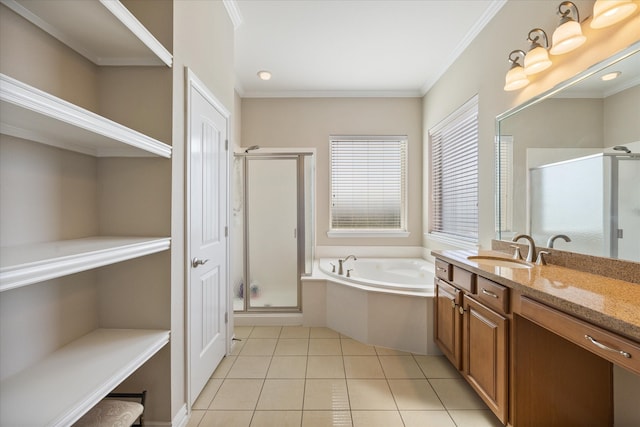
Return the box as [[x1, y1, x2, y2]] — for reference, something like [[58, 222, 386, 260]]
[[191, 257, 210, 268]]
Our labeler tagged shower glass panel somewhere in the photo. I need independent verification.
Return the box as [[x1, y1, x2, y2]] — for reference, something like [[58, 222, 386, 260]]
[[530, 153, 639, 261], [530, 154, 605, 256], [247, 157, 298, 308], [617, 158, 640, 261], [235, 152, 314, 312]]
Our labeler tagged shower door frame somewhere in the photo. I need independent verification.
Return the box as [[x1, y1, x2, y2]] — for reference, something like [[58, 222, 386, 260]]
[[607, 153, 640, 260], [239, 152, 312, 312]]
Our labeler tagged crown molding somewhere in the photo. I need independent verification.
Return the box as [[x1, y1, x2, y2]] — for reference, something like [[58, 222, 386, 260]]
[[239, 89, 423, 99], [223, 0, 243, 30]]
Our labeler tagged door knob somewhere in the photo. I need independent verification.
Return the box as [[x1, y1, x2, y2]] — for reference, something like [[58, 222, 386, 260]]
[[191, 258, 210, 268]]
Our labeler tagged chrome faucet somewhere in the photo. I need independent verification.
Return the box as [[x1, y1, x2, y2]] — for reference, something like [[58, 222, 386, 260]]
[[546, 234, 571, 248], [512, 234, 536, 263], [338, 255, 357, 275]]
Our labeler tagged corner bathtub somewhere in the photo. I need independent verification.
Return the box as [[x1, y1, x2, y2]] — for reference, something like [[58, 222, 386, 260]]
[[303, 257, 440, 354], [318, 258, 434, 294]]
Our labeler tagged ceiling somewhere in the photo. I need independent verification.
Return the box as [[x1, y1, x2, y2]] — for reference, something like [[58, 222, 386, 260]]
[[229, 0, 506, 98]]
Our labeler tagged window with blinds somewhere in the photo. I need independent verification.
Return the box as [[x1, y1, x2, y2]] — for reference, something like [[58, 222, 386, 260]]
[[429, 96, 479, 244], [330, 136, 407, 233]]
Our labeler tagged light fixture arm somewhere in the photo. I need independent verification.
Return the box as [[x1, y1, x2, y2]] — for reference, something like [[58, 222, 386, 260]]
[[527, 28, 549, 50], [508, 50, 526, 69], [557, 1, 580, 24]]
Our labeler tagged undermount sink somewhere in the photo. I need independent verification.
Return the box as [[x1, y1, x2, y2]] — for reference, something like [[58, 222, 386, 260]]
[[467, 255, 533, 269]]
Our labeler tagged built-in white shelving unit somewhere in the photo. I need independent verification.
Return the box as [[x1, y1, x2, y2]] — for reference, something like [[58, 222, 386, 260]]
[[0, 0, 173, 423], [0, 74, 172, 158], [0, 329, 170, 427], [0, 0, 172, 67], [0, 237, 172, 292]]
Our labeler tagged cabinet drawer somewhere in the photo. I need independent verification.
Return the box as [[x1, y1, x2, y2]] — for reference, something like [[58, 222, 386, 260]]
[[435, 259, 452, 281], [437, 279, 461, 305], [476, 277, 509, 314], [520, 297, 640, 375], [453, 266, 476, 293]]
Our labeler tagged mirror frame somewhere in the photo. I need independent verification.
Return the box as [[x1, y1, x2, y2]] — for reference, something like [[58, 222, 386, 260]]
[[494, 40, 640, 245]]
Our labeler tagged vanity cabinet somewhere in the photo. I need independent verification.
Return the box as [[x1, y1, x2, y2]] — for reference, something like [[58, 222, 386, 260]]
[[435, 278, 462, 368], [462, 295, 508, 422], [434, 262, 509, 423], [433, 250, 638, 426], [0, 1, 172, 425]]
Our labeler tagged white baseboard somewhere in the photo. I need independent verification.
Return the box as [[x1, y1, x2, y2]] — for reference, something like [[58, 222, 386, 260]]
[[172, 404, 188, 427]]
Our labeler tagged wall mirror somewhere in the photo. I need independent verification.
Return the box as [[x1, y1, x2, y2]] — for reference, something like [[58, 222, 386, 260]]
[[496, 42, 640, 263]]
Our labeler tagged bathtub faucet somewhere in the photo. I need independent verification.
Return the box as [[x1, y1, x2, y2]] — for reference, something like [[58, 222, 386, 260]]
[[338, 255, 357, 275]]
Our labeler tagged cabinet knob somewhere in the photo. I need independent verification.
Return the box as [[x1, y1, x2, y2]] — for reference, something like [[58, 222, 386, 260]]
[[451, 299, 456, 308], [459, 306, 466, 315], [191, 258, 210, 268]]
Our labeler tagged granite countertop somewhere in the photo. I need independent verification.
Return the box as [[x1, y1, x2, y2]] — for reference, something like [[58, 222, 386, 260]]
[[432, 249, 640, 342]]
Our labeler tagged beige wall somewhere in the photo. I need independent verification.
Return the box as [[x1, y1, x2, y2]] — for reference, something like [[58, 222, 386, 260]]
[[0, 4, 98, 110], [605, 84, 640, 146], [423, 0, 640, 254], [241, 97, 423, 247]]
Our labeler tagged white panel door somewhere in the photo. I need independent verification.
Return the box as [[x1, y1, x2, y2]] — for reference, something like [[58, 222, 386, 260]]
[[187, 70, 228, 404]]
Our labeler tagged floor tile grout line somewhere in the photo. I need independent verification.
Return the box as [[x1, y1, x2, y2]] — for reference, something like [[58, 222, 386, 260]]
[[339, 338, 355, 426], [409, 352, 460, 426], [375, 348, 406, 426]]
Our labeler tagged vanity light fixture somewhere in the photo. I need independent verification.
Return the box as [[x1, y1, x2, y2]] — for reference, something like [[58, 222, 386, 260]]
[[504, 50, 529, 91], [257, 70, 272, 81], [524, 28, 552, 75], [550, 1, 587, 55], [591, 0, 638, 29]]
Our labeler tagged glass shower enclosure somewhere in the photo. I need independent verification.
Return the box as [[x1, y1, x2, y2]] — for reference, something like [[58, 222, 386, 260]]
[[529, 152, 639, 261], [234, 152, 314, 312]]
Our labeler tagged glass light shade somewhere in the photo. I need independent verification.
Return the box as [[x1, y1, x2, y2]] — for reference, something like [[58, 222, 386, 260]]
[[591, 0, 638, 28], [504, 65, 529, 91], [550, 20, 586, 55], [524, 46, 552, 75]]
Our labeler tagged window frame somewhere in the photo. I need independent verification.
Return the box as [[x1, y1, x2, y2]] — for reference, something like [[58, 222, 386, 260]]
[[328, 135, 409, 238]]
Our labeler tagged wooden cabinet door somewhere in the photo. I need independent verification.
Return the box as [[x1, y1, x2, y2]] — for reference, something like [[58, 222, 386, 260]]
[[435, 279, 462, 369], [462, 296, 508, 424]]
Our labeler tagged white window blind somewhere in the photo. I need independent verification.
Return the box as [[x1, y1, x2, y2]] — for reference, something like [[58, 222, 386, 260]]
[[496, 135, 514, 233], [429, 96, 479, 243], [330, 136, 407, 231]]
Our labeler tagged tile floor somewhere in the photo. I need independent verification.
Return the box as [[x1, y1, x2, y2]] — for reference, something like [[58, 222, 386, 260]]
[[187, 326, 504, 427]]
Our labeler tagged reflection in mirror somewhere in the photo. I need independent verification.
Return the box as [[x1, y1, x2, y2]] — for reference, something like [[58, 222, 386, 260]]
[[496, 43, 640, 262]]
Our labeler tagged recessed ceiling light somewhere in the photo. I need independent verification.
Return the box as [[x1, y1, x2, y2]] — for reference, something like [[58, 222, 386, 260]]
[[601, 71, 621, 81], [257, 70, 272, 81]]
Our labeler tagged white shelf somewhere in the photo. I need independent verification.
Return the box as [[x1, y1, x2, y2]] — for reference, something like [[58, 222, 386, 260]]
[[0, 74, 172, 158], [0, 236, 171, 292], [1, 0, 172, 67], [0, 328, 170, 427]]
